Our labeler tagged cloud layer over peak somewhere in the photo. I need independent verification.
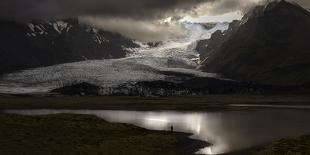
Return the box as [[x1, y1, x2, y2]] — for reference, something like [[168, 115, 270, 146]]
[[1, 0, 309, 41], [0, 0, 207, 20]]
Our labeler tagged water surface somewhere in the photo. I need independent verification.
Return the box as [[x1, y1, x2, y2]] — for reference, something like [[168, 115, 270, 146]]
[[4, 109, 310, 154]]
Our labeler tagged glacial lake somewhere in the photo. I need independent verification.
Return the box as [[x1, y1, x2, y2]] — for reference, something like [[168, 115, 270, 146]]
[[3, 108, 310, 155]]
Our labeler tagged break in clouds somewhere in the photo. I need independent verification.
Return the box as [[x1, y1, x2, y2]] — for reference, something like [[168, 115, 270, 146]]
[[1, 0, 309, 41]]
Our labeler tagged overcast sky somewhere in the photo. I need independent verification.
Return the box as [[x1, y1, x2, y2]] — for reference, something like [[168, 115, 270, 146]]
[[1, 0, 309, 41]]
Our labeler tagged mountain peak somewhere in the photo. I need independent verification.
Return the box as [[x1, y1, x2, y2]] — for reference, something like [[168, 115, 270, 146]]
[[201, 0, 310, 86], [242, 0, 310, 23]]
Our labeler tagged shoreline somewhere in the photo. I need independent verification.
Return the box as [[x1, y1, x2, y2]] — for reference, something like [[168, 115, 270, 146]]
[[1, 95, 310, 155], [0, 113, 209, 155]]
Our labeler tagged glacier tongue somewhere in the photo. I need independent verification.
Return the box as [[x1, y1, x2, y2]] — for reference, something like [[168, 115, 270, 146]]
[[0, 22, 228, 94]]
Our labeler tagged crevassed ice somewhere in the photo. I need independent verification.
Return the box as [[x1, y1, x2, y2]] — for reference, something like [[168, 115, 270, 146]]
[[0, 22, 228, 94]]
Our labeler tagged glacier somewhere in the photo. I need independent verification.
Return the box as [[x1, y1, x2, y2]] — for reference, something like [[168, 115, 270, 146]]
[[0, 22, 229, 94]]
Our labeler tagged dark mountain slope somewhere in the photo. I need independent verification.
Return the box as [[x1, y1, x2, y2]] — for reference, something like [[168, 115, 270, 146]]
[[0, 19, 138, 74], [201, 0, 310, 86], [196, 30, 226, 61]]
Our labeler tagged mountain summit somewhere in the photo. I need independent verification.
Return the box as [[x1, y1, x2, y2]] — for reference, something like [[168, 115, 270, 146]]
[[0, 19, 138, 74], [201, 0, 310, 85]]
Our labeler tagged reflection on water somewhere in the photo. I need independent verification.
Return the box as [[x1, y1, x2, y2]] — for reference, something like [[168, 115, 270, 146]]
[[3, 109, 310, 154]]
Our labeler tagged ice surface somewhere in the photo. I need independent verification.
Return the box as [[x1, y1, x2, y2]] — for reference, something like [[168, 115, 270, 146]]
[[0, 22, 228, 94]]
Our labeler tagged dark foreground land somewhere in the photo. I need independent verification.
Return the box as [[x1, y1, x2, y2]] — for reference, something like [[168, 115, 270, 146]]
[[258, 136, 310, 155], [1, 113, 310, 155], [226, 135, 310, 155], [0, 95, 310, 111], [0, 113, 207, 155], [0, 95, 310, 155], [244, 135, 310, 155]]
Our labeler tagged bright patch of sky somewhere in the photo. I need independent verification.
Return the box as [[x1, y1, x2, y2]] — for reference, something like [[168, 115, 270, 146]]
[[181, 11, 243, 23]]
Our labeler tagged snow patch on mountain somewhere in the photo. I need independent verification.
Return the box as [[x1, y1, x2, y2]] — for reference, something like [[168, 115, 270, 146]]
[[26, 21, 72, 37]]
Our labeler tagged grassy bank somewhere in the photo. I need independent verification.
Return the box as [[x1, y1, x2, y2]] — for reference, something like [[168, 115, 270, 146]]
[[0, 113, 207, 155], [0, 95, 310, 111], [248, 135, 310, 155]]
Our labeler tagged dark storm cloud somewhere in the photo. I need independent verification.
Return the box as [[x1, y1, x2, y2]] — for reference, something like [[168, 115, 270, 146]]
[[1, 0, 309, 41], [1, 0, 309, 21], [195, 0, 310, 16], [0, 0, 210, 20]]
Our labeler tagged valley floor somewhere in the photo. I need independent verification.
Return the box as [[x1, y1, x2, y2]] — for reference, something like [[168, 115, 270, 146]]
[[0, 95, 309, 111]]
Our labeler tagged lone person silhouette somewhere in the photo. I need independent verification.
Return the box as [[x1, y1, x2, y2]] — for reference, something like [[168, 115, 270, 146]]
[[170, 125, 174, 132]]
